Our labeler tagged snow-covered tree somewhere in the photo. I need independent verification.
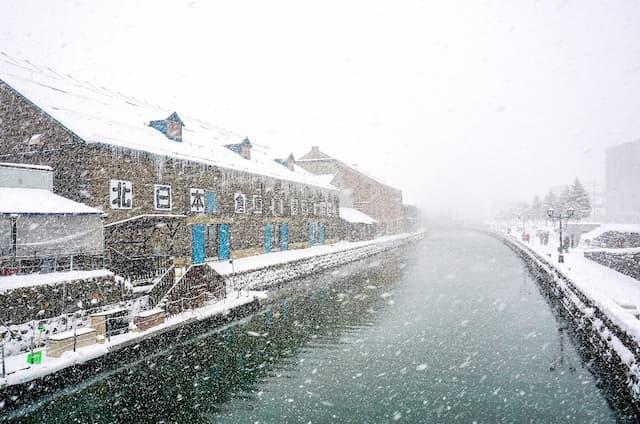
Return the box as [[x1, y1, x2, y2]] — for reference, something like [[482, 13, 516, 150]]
[[530, 195, 544, 222], [570, 177, 591, 220], [543, 190, 559, 213]]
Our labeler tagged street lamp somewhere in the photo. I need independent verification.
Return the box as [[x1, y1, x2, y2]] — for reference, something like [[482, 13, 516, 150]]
[[546, 207, 574, 263]]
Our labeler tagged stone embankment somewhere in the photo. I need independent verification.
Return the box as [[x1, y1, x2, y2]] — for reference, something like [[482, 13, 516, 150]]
[[223, 233, 424, 291], [492, 232, 640, 418]]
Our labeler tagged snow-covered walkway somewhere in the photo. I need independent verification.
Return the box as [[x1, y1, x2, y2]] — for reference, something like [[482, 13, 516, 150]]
[[209, 232, 418, 275]]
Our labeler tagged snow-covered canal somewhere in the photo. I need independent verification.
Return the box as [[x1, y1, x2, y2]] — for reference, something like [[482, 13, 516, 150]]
[[7, 230, 619, 422]]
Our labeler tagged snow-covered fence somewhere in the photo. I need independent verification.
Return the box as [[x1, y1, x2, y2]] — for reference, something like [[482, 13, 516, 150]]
[[1, 295, 148, 357], [584, 249, 640, 282], [223, 233, 423, 292], [494, 232, 640, 415]]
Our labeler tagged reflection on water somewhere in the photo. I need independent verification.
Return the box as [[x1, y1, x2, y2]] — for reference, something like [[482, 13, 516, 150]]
[[5, 231, 621, 423]]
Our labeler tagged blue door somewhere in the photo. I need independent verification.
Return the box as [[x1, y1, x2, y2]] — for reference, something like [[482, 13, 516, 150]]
[[264, 224, 272, 253], [319, 223, 326, 245], [308, 222, 316, 246], [218, 224, 231, 260], [192, 224, 205, 264], [280, 223, 289, 251]]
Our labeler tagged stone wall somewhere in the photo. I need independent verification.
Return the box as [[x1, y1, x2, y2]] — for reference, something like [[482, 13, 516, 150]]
[[0, 272, 130, 325], [225, 233, 424, 291], [584, 249, 640, 281]]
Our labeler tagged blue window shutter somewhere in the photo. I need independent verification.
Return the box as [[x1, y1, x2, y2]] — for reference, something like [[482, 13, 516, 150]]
[[205, 191, 217, 214]]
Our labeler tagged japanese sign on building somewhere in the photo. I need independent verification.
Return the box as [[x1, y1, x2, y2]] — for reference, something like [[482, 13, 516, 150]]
[[301, 200, 308, 215], [290, 199, 298, 215], [154, 184, 172, 210], [190, 188, 205, 213], [109, 179, 133, 209]]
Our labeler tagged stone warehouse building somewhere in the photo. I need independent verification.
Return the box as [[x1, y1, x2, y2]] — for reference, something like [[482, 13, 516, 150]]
[[297, 146, 404, 234], [0, 57, 339, 275]]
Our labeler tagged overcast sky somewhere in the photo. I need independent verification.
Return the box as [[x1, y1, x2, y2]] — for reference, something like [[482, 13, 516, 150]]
[[2, 0, 640, 219]]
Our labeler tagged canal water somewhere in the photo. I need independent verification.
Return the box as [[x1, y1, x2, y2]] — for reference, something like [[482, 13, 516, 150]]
[[3, 230, 620, 422]]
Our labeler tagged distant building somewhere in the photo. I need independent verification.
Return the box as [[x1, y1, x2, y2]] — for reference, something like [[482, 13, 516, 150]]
[[297, 146, 403, 234], [605, 140, 640, 223]]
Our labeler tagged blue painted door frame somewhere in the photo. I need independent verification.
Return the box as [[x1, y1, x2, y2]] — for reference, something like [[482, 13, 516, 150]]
[[308, 222, 316, 246], [280, 223, 289, 251], [191, 224, 206, 264], [218, 224, 231, 260], [264, 224, 272, 253], [319, 223, 326, 245]]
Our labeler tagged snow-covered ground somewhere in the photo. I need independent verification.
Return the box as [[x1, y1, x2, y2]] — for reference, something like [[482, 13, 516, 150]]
[[0, 291, 259, 388], [209, 232, 417, 275], [0, 269, 113, 293]]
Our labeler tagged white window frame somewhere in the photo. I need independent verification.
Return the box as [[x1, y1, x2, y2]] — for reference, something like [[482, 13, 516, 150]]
[[253, 194, 263, 214], [234, 192, 246, 213]]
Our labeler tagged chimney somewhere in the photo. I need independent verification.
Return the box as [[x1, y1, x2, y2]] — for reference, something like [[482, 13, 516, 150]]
[[287, 153, 295, 171], [240, 137, 252, 160], [311, 146, 320, 154]]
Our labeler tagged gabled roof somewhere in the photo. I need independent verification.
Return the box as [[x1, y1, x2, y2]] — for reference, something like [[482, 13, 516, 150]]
[[299, 146, 332, 161], [0, 55, 336, 191]]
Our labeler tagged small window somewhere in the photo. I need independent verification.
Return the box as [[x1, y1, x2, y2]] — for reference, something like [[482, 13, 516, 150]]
[[253, 195, 263, 214], [234, 192, 246, 213]]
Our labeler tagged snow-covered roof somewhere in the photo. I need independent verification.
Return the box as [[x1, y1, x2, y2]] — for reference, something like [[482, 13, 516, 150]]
[[583, 224, 640, 240], [315, 173, 336, 185], [339, 207, 377, 224], [0, 55, 336, 191], [0, 162, 52, 171], [0, 187, 104, 215]]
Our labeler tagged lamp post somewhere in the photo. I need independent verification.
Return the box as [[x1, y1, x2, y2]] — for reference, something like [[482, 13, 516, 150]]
[[516, 214, 526, 235], [546, 207, 574, 263]]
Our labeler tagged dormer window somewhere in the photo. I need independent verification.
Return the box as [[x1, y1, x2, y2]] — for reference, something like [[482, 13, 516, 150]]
[[225, 137, 252, 160], [148, 112, 184, 142], [274, 153, 296, 171]]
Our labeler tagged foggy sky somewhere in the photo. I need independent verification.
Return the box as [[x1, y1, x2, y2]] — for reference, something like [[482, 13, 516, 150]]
[[2, 0, 640, 219]]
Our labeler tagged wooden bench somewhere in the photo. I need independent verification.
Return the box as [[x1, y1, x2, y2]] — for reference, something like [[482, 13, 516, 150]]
[[46, 327, 97, 358]]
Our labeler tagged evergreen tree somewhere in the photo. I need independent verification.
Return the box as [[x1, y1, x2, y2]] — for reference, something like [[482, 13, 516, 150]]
[[530, 195, 544, 222], [559, 185, 571, 212], [570, 177, 591, 220], [543, 190, 559, 213]]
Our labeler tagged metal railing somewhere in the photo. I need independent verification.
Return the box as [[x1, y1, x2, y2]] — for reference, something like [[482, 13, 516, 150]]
[[148, 266, 176, 308], [0, 251, 105, 276], [105, 247, 172, 284], [162, 264, 225, 316]]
